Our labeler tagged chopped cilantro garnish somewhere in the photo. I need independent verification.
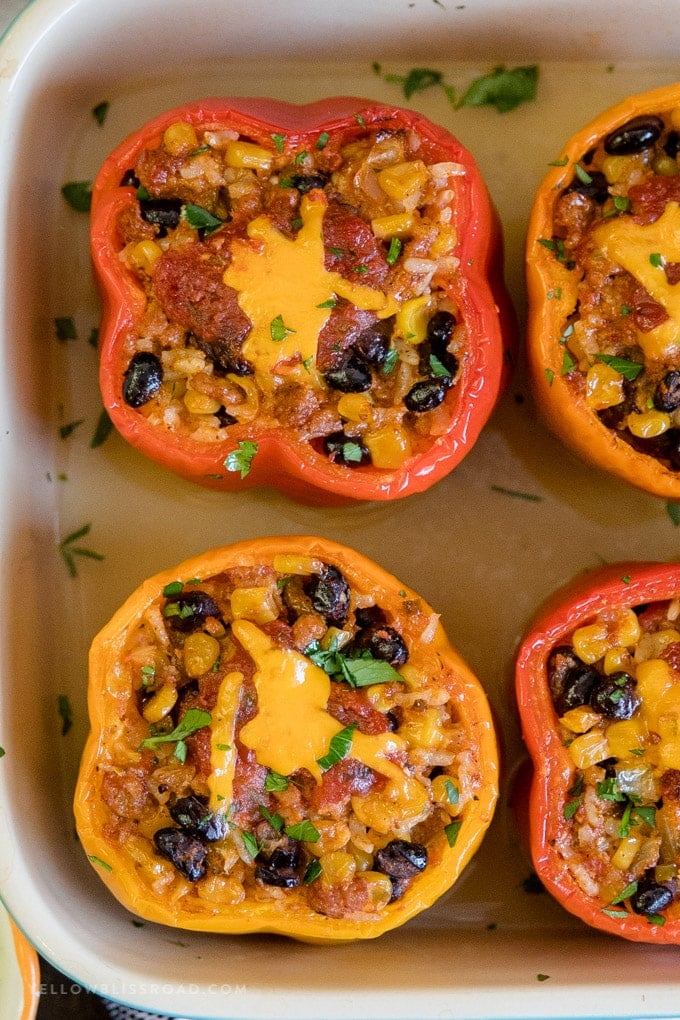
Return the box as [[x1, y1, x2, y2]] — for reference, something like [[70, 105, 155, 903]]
[[316, 131, 330, 150], [285, 819, 320, 842], [667, 501, 680, 526], [224, 439, 258, 478], [59, 419, 84, 439], [444, 819, 462, 847], [92, 101, 110, 126], [574, 164, 592, 184], [457, 64, 538, 113], [183, 203, 223, 235], [386, 236, 402, 265], [316, 724, 357, 771], [545, 368, 555, 386], [595, 353, 643, 381], [242, 830, 260, 859], [57, 694, 73, 736], [490, 485, 543, 502], [271, 132, 286, 153], [304, 858, 322, 884], [138, 707, 211, 762], [88, 855, 113, 872], [650, 252, 664, 267], [61, 181, 92, 212], [307, 638, 403, 688], [59, 523, 104, 577], [264, 770, 290, 792], [90, 408, 113, 448], [270, 314, 295, 342], [55, 316, 77, 341], [259, 805, 284, 832]]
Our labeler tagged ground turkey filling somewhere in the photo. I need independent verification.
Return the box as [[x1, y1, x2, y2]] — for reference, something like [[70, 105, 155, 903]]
[[548, 111, 680, 468], [115, 118, 467, 471], [548, 596, 680, 923], [98, 555, 477, 919]]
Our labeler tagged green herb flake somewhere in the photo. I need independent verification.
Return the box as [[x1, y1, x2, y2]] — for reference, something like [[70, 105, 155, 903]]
[[138, 707, 212, 762], [620, 304, 632, 317], [385, 66, 443, 100], [444, 779, 460, 805], [548, 155, 569, 167], [317, 297, 338, 309], [595, 353, 643, 381], [666, 501, 680, 526], [215, 742, 231, 752], [650, 252, 664, 267], [563, 797, 582, 820], [285, 819, 321, 842], [59, 523, 104, 577], [88, 327, 99, 348], [92, 101, 110, 126], [355, 113, 366, 128], [546, 287, 562, 300], [59, 419, 84, 439], [457, 64, 538, 113], [162, 580, 184, 597], [647, 913, 666, 926], [259, 805, 284, 832], [429, 354, 453, 379], [574, 164, 593, 184], [316, 723, 357, 771], [264, 770, 290, 792], [55, 316, 78, 342], [57, 694, 73, 736], [242, 830, 260, 859], [444, 819, 462, 847], [88, 855, 113, 872], [610, 880, 637, 906], [561, 348, 576, 375], [0, 747, 5, 758], [613, 195, 630, 213], [545, 367, 555, 386], [90, 408, 113, 448], [224, 439, 258, 478], [270, 314, 295, 342], [316, 131, 330, 150], [271, 132, 286, 153], [381, 348, 398, 375], [386, 236, 402, 265], [537, 974, 550, 983], [490, 485, 543, 502], [602, 907, 630, 918], [304, 858, 322, 884], [183, 203, 223, 235], [61, 181, 92, 212]]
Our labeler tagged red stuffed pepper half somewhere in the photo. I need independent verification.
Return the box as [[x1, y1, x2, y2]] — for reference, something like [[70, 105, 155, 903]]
[[516, 561, 680, 942], [90, 97, 514, 503]]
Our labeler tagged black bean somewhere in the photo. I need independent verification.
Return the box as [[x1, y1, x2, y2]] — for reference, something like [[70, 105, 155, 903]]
[[122, 352, 163, 408], [153, 828, 207, 882], [140, 197, 183, 233], [404, 379, 448, 413], [354, 320, 392, 366], [604, 115, 664, 155], [665, 130, 680, 159], [590, 672, 641, 720], [216, 407, 238, 428], [255, 845, 302, 888], [164, 590, 221, 633], [354, 605, 388, 628], [352, 624, 409, 666], [322, 431, 370, 467], [426, 310, 456, 350], [120, 168, 140, 188], [306, 564, 351, 627], [375, 839, 428, 891], [169, 795, 228, 842], [286, 173, 329, 194], [654, 370, 680, 412], [324, 355, 372, 393], [630, 871, 674, 915], [564, 169, 610, 205], [547, 645, 599, 717]]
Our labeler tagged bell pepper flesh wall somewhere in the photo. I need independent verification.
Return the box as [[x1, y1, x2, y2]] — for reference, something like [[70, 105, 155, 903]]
[[516, 561, 680, 943], [526, 83, 680, 499], [74, 536, 499, 941], [91, 96, 515, 503]]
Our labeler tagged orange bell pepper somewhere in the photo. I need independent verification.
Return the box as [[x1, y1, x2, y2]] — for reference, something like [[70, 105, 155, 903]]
[[526, 83, 680, 499], [516, 560, 680, 942], [91, 97, 515, 503]]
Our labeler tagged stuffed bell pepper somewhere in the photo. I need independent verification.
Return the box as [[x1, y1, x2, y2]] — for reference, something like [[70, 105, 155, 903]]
[[74, 536, 499, 941], [527, 83, 680, 499], [91, 96, 514, 503], [516, 561, 680, 942]]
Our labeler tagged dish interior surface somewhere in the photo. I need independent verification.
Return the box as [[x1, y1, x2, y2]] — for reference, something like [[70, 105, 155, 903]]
[[3, 0, 680, 1017]]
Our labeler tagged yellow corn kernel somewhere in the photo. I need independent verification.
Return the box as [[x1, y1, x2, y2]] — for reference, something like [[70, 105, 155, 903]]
[[377, 161, 429, 203], [602, 154, 638, 184], [659, 737, 680, 769], [585, 362, 624, 410], [568, 729, 609, 769], [430, 225, 458, 257], [129, 239, 163, 274], [401, 708, 447, 749], [362, 871, 393, 908], [636, 657, 674, 715], [572, 621, 609, 664], [306, 820, 351, 857], [611, 834, 643, 871], [183, 632, 220, 678], [626, 410, 671, 439], [224, 140, 273, 172], [351, 779, 429, 834], [163, 121, 199, 156], [605, 718, 647, 758], [365, 426, 411, 469], [272, 554, 321, 575], [560, 705, 601, 734], [183, 389, 222, 415], [604, 646, 633, 674], [319, 851, 357, 885], [197, 874, 246, 905], [337, 392, 374, 424], [396, 295, 434, 344], [617, 609, 642, 648], [370, 212, 417, 239], [230, 586, 279, 624], [142, 684, 178, 724], [636, 629, 680, 661], [349, 845, 373, 872], [431, 774, 461, 815], [652, 153, 679, 176]]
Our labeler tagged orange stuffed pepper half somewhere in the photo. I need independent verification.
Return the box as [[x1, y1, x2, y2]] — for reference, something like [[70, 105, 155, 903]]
[[74, 536, 499, 941], [91, 96, 514, 503], [527, 83, 680, 498]]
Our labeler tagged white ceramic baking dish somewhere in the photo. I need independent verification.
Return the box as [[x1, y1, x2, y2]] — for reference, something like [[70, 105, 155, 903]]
[[2, 0, 680, 1016]]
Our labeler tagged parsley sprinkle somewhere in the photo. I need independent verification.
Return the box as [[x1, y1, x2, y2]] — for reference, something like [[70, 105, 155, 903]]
[[259, 805, 284, 832], [264, 770, 289, 792], [59, 523, 104, 577], [563, 797, 582, 820], [270, 314, 295, 342], [57, 694, 73, 735], [650, 252, 663, 267], [242, 831, 260, 858], [561, 348, 575, 375], [457, 64, 538, 113], [224, 440, 258, 478], [490, 485, 542, 502], [61, 181, 92, 212], [138, 707, 211, 762], [304, 858, 322, 884], [88, 855, 113, 872], [595, 353, 643, 381], [55, 316, 77, 341], [317, 298, 338, 309], [183, 204, 223, 235], [285, 819, 320, 842], [0, 747, 5, 758], [386, 236, 402, 265], [92, 101, 110, 125], [445, 820, 462, 847], [59, 419, 84, 439], [548, 156, 569, 167], [271, 132, 286, 153], [316, 724, 357, 771], [666, 501, 680, 526], [545, 368, 555, 386], [575, 164, 593, 184], [90, 408, 113, 449], [316, 131, 330, 150]]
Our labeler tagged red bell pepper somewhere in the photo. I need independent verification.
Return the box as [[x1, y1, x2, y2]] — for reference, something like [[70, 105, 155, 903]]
[[516, 561, 680, 942], [90, 96, 514, 503]]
